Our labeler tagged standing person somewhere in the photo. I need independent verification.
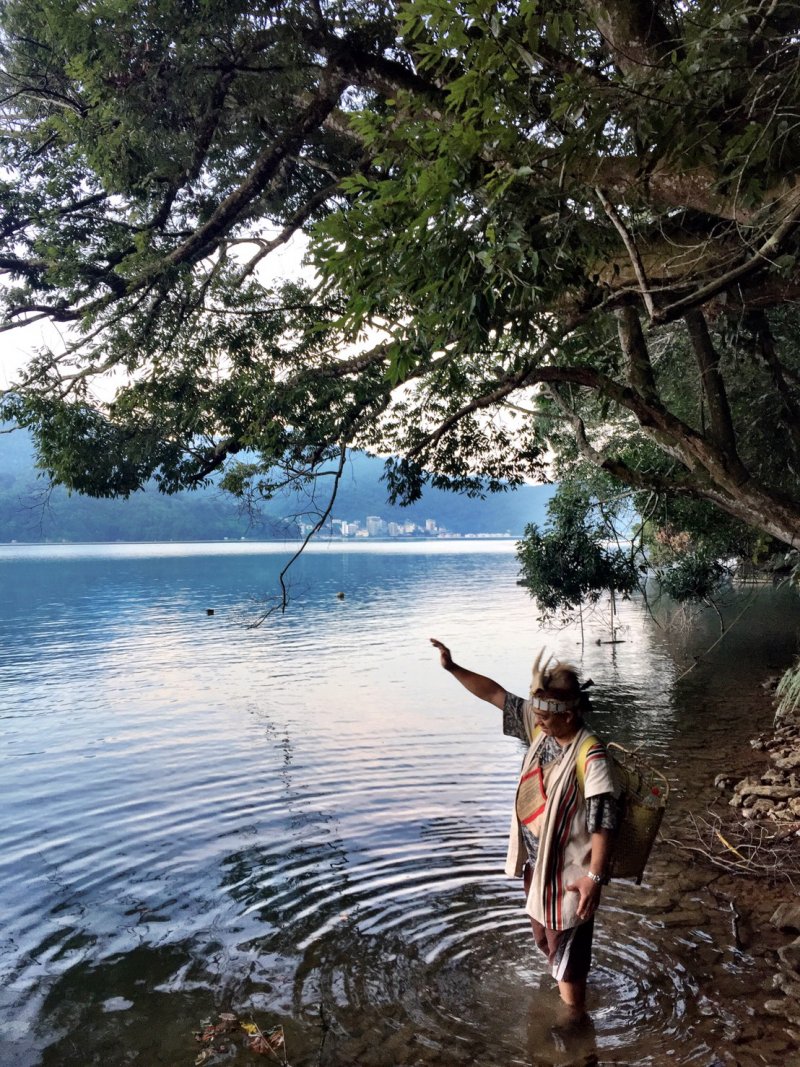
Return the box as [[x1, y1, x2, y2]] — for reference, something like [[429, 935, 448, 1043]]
[[430, 639, 619, 1016]]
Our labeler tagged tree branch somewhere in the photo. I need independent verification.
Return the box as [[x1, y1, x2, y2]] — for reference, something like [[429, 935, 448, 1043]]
[[585, 157, 800, 225], [652, 194, 800, 325], [545, 382, 798, 543], [238, 179, 343, 282], [405, 316, 590, 459], [308, 28, 448, 105], [596, 188, 656, 318], [683, 309, 745, 477], [160, 76, 345, 273], [403, 345, 800, 544], [246, 441, 348, 628], [751, 310, 800, 461], [582, 0, 674, 76], [615, 305, 659, 400], [546, 383, 670, 490]]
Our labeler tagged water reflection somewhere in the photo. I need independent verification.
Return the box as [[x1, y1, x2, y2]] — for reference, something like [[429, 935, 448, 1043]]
[[1, 544, 798, 1065]]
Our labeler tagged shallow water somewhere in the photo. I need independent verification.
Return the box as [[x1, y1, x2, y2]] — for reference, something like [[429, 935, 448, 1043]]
[[1, 541, 799, 1066]]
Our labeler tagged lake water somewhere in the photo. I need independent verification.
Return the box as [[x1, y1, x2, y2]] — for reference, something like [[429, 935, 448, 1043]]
[[1, 540, 799, 1067]]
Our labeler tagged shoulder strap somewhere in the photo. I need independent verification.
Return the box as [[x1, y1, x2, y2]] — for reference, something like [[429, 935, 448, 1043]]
[[575, 733, 600, 795]]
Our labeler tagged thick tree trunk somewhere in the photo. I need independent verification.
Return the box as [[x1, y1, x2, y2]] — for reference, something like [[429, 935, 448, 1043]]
[[542, 331, 800, 549], [698, 483, 800, 548]]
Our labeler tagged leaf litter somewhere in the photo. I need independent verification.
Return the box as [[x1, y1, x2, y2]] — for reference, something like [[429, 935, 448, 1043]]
[[193, 1010, 288, 1065]]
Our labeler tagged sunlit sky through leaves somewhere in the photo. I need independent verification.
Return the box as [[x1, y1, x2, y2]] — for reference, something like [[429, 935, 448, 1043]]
[[0, 231, 312, 397]]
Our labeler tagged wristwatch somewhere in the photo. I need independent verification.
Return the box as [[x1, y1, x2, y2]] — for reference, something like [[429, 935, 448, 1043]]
[[585, 870, 603, 884]]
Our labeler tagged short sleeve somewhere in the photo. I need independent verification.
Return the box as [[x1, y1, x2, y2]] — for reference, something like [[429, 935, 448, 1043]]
[[502, 691, 528, 743], [586, 793, 620, 833], [582, 739, 621, 800]]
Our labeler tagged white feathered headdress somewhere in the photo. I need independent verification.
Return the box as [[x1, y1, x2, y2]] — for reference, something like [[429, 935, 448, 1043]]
[[529, 648, 584, 714]]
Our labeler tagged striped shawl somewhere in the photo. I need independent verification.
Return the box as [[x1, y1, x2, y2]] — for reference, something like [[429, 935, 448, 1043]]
[[504, 721, 617, 931]]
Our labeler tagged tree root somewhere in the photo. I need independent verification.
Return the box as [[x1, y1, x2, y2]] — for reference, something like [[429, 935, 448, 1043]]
[[663, 810, 800, 885]]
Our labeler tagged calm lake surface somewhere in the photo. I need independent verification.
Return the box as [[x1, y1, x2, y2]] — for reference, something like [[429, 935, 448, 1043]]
[[2, 540, 799, 1067]]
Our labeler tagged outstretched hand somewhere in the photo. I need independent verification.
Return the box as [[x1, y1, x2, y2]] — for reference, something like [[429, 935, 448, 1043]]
[[430, 638, 454, 671], [430, 638, 505, 706]]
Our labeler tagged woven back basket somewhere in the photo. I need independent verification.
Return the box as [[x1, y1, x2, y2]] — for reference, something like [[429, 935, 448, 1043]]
[[606, 742, 670, 884]]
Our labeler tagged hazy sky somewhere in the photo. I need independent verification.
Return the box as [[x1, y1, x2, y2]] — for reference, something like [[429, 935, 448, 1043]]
[[0, 231, 311, 394]]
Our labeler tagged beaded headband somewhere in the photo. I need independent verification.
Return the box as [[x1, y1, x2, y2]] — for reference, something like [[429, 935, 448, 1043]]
[[529, 648, 592, 715], [528, 694, 581, 715]]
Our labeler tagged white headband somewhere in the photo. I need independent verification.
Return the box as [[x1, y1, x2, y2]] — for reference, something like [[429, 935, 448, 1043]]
[[529, 694, 580, 715]]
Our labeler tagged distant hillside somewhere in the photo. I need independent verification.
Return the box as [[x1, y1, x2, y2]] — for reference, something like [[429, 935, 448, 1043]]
[[0, 429, 555, 542]]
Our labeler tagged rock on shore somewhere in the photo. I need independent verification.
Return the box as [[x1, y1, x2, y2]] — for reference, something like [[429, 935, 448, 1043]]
[[722, 721, 800, 828], [726, 712, 800, 1034], [769, 901, 800, 1036]]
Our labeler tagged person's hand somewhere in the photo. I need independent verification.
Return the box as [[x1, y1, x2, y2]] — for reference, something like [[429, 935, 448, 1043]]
[[565, 875, 602, 921], [430, 638, 454, 671]]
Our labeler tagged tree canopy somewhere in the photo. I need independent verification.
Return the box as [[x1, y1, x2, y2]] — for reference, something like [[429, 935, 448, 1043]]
[[2, 0, 800, 564]]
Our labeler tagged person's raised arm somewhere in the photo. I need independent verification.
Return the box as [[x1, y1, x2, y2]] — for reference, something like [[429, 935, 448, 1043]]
[[430, 638, 505, 709]]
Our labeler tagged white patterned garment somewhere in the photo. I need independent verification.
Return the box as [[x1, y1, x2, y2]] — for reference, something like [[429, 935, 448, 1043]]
[[504, 715, 618, 929]]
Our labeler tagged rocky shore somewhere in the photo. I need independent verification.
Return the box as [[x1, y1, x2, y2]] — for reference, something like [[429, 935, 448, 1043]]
[[723, 719, 800, 828], [717, 704, 800, 1040], [767, 900, 800, 1037]]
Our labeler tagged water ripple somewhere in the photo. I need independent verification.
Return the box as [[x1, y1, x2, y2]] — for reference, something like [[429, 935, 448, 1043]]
[[1, 546, 797, 1065]]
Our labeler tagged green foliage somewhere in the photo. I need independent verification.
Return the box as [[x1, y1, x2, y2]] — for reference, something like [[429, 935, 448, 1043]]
[[516, 458, 782, 613], [516, 481, 639, 618], [636, 494, 761, 566], [776, 655, 800, 724], [655, 551, 728, 604], [2, 391, 182, 497]]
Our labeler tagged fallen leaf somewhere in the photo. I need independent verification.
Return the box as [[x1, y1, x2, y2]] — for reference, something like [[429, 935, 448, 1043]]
[[196, 1026, 217, 1046], [247, 1035, 273, 1055], [193, 1012, 286, 1063], [246, 1027, 285, 1057]]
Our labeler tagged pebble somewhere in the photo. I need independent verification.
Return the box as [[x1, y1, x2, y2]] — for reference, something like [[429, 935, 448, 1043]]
[[764, 998, 800, 1027], [772, 902, 800, 933], [657, 907, 707, 928], [772, 971, 800, 998], [779, 937, 800, 973]]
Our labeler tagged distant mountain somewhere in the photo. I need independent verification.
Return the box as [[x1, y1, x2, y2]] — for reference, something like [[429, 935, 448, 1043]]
[[0, 428, 555, 542]]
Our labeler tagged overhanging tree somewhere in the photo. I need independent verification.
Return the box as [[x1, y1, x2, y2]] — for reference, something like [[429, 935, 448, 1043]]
[[1, 0, 800, 563]]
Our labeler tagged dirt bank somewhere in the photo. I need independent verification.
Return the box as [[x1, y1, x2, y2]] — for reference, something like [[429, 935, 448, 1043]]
[[712, 695, 800, 1043]]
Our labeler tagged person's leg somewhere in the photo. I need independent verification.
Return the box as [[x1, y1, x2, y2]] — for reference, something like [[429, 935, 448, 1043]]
[[523, 863, 551, 958], [556, 917, 594, 1013], [524, 863, 594, 1013], [557, 977, 586, 1013]]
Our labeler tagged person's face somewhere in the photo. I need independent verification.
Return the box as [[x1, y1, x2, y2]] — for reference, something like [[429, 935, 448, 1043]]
[[533, 699, 578, 741]]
